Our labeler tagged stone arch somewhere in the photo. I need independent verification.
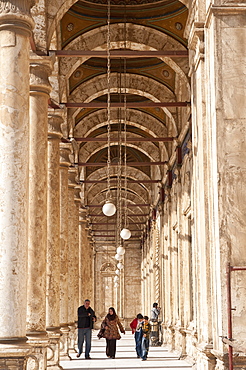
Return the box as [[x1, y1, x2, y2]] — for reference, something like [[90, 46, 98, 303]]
[[86, 184, 150, 205], [59, 23, 189, 98], [79, 141, 160, 163], [47, 1, 190, 48], [74, 109, 169, 162], [100, 262, 115, 273], [69, 73, 179, 135]]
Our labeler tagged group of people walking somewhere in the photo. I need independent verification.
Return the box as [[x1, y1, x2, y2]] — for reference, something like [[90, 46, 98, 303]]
[[76, 299, 160, 360]]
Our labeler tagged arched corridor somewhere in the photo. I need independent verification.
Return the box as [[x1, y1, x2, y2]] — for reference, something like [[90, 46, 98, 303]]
[[0, 0, 245, 370]]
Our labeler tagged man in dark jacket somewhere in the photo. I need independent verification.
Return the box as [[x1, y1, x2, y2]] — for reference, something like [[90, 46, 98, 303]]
[[77, 299, 97, 359]]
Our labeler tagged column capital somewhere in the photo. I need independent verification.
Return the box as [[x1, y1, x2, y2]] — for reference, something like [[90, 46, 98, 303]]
[[60, 143, 71, 168], [48, 114, 63, 140], [68, 167, 77, 189], [30, 54, 54, 96], [0, 0, 35, 36], [74, 185, 81, 204]]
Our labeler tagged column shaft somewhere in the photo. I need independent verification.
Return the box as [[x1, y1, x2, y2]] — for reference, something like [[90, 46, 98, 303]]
[[67, 168, 78, 353], [26, 57, 52, 369], [0, 2, 34, 368], [59, 143, 71, 360], [47, 114, 63, 370]]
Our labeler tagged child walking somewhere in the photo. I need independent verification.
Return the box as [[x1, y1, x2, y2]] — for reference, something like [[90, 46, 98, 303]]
[[141, 315, 151, 361]]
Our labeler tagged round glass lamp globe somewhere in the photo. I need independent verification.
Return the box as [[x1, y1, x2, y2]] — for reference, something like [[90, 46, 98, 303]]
[[115, 253, 123, 261], [117, 246, 125, 255], [102, 201, 116, 217], [114, 283, 119, 288], [120, 228, 131, 240], [115, 269, 120, 275], [114, 276, 119, 282], [117, 262, 123, 270]]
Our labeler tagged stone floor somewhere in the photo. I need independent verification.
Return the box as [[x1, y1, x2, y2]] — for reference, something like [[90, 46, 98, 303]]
[[61, 331, 193, 370]]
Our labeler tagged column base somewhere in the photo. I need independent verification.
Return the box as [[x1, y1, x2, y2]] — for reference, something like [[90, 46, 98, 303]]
[[68, 323, 77, 353], [46, 327, 63, 369], [59, 326, 71, 361], [26, 331, 49, 370], [0, 337, 31, 370], [196, 342, 216, 370]]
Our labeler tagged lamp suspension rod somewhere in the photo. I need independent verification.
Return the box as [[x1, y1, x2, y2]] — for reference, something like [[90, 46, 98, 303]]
[[105, 0, 111, 201], [87, 203, 150, 207]]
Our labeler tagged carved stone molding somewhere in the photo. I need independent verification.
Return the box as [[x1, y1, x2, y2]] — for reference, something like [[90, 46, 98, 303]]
[[48, 114, 63, 139], [0, 0, 35, 35], [59, 143, 71, 168], [68, 167, 77, 189], [30, 58, 53, 96]]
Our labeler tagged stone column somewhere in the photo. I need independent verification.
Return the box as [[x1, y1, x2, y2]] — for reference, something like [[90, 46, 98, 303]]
[[0, 1, 34, 368], [72, 186, 81, 352], [26, 56, 53, 370], [59, 143, 72, 361], [46, 114, 63, 370], [67, 168, 78, 353], [79, 209, 87, 304]]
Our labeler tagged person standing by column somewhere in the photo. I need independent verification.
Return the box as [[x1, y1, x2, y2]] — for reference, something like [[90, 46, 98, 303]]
[[150, 302, 161, 346], [77, 299, 96, 359], [101, 307, 125, 359]]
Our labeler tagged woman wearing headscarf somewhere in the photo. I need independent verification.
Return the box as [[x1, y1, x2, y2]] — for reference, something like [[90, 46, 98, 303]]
[[100, 307, 125, 359]]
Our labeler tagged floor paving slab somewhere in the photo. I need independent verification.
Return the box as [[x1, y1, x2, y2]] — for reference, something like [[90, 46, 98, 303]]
[[61, 331, 193, 370]]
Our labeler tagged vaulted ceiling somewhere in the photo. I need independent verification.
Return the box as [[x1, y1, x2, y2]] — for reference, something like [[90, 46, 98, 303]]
[[57, 0, 190, 247]]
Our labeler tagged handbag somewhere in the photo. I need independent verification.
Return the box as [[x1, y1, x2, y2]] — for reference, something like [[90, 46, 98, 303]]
[[97, 327, 105, 339]]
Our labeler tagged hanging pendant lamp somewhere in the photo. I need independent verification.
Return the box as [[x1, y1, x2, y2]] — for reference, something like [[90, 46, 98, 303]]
[[102, 0, 116, 217]]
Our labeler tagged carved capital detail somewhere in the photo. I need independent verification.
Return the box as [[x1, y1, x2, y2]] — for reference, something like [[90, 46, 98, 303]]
[[60, 143, 71, 167], [48, 114, 63, 139], [0, 0, 35, 34], [0, 0, 34, 14], [30, 58, 53, 95]]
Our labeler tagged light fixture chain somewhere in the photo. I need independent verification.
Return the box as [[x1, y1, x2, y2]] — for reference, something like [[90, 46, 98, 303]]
[[124, 56, 127, 228], [106, 0, 111, 200]]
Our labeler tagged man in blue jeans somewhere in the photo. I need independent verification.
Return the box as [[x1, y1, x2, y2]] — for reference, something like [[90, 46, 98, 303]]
[[141, 316, 151, 361], [77, 299, 97, 359]]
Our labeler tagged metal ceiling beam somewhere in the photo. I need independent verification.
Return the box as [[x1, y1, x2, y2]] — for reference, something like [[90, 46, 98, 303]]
[[91, 222, 146, 225], [93, 234, 141, 237], [63, 102, 189, 108], [82, 179, 160, 183], [75, 137, 174, 142], [78, 161, 167, 167], [92, 229, 141, 232], [89, 214, 148, 217], [87, 203, 150, 207], [49, 50, 188, 58]]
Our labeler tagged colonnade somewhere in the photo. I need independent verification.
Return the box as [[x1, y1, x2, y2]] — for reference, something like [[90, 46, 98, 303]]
[[0, 2, 93, 369]]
